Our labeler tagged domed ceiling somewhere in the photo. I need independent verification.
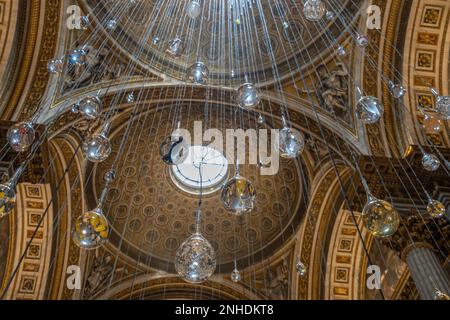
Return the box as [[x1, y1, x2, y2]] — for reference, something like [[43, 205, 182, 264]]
[[89, 104, 307, 272]]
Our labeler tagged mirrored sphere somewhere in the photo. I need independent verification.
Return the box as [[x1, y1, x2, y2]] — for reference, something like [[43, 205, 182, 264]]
[[423, 114, 443, 134], [187, 62, 209, 84], [47, 58, 63, 74], [435, 95, 450, 120], [362, 197, 399, 238], [236, 83, 261, 110], [355, 34, 369, 47], [278, 127, 305, 159], [221, 174, 256, 215], [231, 269, 241, 283], [175, 233, 217, 283], [67, 49, 86, 66], [296, 259, 307, 277], [303, 0, 326, 21], [76, 96, 102, 120], [72, 208, 109, 250], [356, 96, 384, 124], [7, 122, 36, 152], [0, 183, 16, 219], [160, 136, 189, 165], [422, 153, 440, 172], [83, 133, 112, 163], [103, 170, 116, 184], [105, 19, 117, 30], [427, 199, 446, 218], [186, 0, 202, 19], [166, 37, 184, 59], [389, 83, 406, 99]]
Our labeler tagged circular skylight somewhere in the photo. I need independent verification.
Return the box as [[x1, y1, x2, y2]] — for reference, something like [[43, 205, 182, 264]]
[[170, 145, 229, 195]]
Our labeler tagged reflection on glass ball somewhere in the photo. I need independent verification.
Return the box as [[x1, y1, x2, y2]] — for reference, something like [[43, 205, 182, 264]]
[[166, 37, 184, 59], [67, 49, 86, 66], [278, 127, 305, 159], [186, 0, 202, 19], [160, 136, 189, 165], [356, 96, 384, 124], [0, 183, 16, 219], [423, 114, 443, 134], [435, 95, 450, 120], [236, 83, 261, 110], [47, 58, 63, 74], [422, 153, 440, 172], [296, 258, 307, 277], [231, 268, 241, 283], [388, 82, 406, 99], [427, 199, 446, 218], [362, 196, 399, 238], [83, 133, 112, 163], [303, 0, 326, 21], [7, 122, 36, 152], [187, 62, 209, 84], [355, 34, 369, 47], [103, 170, 116, 184], [221, 174, 256, 215], [175, 233, 217, 283], [105, 19, 117, 30], [72, 208, 109, 250], [75, 96, 102, 120]]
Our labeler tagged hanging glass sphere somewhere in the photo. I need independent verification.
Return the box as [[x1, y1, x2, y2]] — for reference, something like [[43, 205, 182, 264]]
[[423, 114, 443, 134], [277, 127, 305, 159], [337, 45, 346, 56], [356, 95, 384, 124], [355, 34, 369, 47], [362, 195, 400, 238], [166, 37, 184, 59], [325, 11, 335, 20], [388, 81, 406, 99], [160, 136, 189, 165], [105, 19, 117, 30], [0, 183, 16, 219], [74, 96, 102, 120], [427, 199, 446, 218], [221, 174, 256, 215], [187, 62, 209, 84], [186, 0, 202, 19], [433, 289, 450, 300], [72, 207, 109, 250], [103, 170, 116, 184], [47, 58, 63, 74], [83, 132, 112, 163], [231, 268, 242, 283], [303, 0, 326, 22], [126, 92, 135, 103], [80, 16, 90, 29], [7, 122, 36, 152], [422, 153, 440, 172], [257, 114, 265, 125], [236, 83, 261, 110], [431, 89, 450, 120], [175, 233, 217, 283], [296, 258, 307, 277], [67, 48, 86, 66], [152, 36, 161, 45]]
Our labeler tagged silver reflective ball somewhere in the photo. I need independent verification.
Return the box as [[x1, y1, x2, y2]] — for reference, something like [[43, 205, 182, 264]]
[[236, 83, 261, 110], [221, 174, 256, 215], [83, 133, 112, 163], [67, 49, 86, 66], [186, 0, 202, 19], [435, 95, 450, 120], [422, 153, 440, 172], [72, 207, 109, 250], [187, 62, 209, 84], [77, 96, 102, 120], [7, 122, 36, 152], [231, 268, 242, 283], [166, 37, 184, 59], [47, 58, 63, 74], [303, 0, 326, 21], [277, 127, 305, 159], [356, 96, 384, 124]]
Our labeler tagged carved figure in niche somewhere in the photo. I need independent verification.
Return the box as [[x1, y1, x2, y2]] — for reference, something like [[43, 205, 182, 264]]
[[262, 258, 289, 300], [316, 63, 349, 119]]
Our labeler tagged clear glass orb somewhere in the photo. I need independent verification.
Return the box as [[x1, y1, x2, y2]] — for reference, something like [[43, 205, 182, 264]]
[[355, 34, 369, 47], [257, 114, 265, 125], [278, 127, 305, 159], [67, 49, 86, 66], [175, 233, 217, 284], [422, 153, 440, 172], [427, 199, 446, 218], [337, 45, 346, 56], [166, 37, 184, 59], [423, 114, 443, 134], [105, 19, 117, 30], [0, 183, 16, 219], [80, 16, 90, 29], [186, 0, 202, 19], [72, 208, 109, 250], [236, 83, 261, 110], [103, 170, 116, 184], [296, 259, 307, 277], [435, 95, 450, 120], [7, 122, 36, 152], [126, 92, 135, 103], [303, 0, 326, 22], [187, 62, 209, 84], [362, 196, 400, 238], [231, 268, 241, 283], [47, 58, 63, 74], [221, 174, 256, 215], [76, 96, 102, 120], [160, 136, 189, 165], [83, 133, 112, 163], [326, 11, 335, 20], [356, 96, 384, 124], [388, 82, 406, 99]]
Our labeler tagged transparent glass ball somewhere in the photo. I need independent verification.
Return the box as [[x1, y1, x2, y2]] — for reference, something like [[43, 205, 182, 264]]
[[355, 34, 369, 47], [186, 0, 202, 19], [362, 196, 400, 238], [231, 268, 241, 283], [76, 96, 102, 120], [427, 199, 446, 218], [423, 114, 443, 134], [435, 95, 450, 120], [83, 133, 112, 163], [296, 259, 307, 277], [7, 122, 36, 152], [72, 208, 109, 250], [47, 58, 63, 74], [422, 153, 440, 172], [160, 136, 189, 165], [166, 37, 184, 59], [356, 96, 384, 124], [187, 62, 209, 84], [67, 49, 86, 66], [278, 127, 305, 159], [103, 170, 116, 184], [105, 19, 117, 30], [221, 174, 256, 215], [303, 0, 326, 22], [175, 233, 217, 284], [0, 183, 16, 219], [236, 83, 261, 110], [388, 83, 406, 99]]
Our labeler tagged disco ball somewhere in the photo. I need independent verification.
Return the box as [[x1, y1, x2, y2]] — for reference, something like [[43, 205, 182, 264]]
[[74, 96, 102, 120], [0, 183, 16, 219], [83, 132, 112, 163], [231, 268, 242, 283], [160, 136, 189, 165], [175, 233, 217, 283], [236, 83, 261, 110], [221, 174, 256, 215], [427, 199, 446, 218], [356, 96, 384, 124], [187, 62, 209, 84], [362, 196, 399, 238], [277, 127, 305, 159], [186, 0, 202, 19], [303, 0, 326, 21], [7, 122, 36, 152], [422, 153, 440, 172], [72, 207, 109, 250]]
